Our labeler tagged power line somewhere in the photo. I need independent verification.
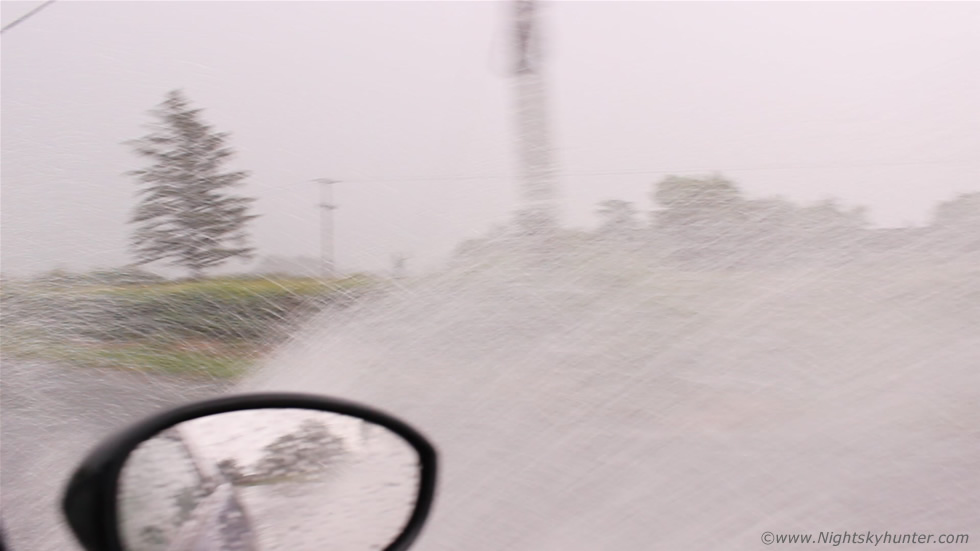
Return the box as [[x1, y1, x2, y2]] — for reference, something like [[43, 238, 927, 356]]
[[1, 0, 56, 35]]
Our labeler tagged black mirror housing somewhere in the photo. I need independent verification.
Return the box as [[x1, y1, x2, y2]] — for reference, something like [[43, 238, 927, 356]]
[[62, 393, 438, 551]]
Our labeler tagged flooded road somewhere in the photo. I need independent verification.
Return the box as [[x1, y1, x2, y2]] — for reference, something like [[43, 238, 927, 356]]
[[242, 264, 980, 550], [0, 359, 226, 550]]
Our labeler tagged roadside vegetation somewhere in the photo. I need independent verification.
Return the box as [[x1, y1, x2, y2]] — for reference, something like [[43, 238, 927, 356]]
[[4, 174, 976, 381], [0, 272, 380, 380]]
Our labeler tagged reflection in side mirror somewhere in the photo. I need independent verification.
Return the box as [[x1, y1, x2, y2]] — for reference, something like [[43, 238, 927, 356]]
[[63, 394, 437, 551], [118, 409, 420, 551]]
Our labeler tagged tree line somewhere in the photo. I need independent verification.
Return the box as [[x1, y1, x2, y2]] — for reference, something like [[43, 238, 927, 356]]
[[589, 175, 979, 268], [124, 90, 977, 277], [457, 174, 978, 269]]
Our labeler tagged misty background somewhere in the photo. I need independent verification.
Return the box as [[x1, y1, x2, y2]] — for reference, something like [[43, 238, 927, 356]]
[[3, 3, 980, 550], [3, 1, 978, 277]]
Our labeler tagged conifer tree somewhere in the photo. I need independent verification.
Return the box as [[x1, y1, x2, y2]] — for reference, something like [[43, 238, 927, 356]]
[[128, 90, 257, 278]]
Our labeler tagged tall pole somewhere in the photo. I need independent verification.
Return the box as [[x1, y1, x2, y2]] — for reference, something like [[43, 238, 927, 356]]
[[313, 178, 338, 279], [512, 0, 558, 236]]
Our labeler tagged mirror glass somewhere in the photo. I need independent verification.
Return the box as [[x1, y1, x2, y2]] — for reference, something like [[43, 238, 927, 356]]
[[116, 408, 421, 551]]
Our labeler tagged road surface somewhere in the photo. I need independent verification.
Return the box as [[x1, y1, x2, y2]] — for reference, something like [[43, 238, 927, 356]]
[[0, 358, 227, 550]]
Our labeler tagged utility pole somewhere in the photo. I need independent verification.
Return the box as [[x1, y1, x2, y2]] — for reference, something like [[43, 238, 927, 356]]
[[511, 0, 559, 236], [312, 178, 338, 279], [391, 252, 410, 280]]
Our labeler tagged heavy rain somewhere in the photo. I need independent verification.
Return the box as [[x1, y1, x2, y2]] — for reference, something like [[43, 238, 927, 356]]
[[2, 2, 978, 550]]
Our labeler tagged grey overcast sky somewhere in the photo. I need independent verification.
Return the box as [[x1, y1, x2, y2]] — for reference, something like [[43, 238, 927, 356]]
[[2, 1, 979, 277]]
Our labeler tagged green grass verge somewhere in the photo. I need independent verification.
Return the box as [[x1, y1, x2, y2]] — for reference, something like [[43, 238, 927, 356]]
[[1, 275, 381, 379], [88, 274, 374, 298], [1, 332, 257, 379], [69, 343, 255, 379]]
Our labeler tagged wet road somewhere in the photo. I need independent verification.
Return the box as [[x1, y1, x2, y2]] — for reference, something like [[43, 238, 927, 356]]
[[241, 266, 980, 550], [0, 358, 227, 550]]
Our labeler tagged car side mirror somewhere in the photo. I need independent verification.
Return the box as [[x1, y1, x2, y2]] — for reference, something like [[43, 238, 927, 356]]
[[62, 393, 437, 551]]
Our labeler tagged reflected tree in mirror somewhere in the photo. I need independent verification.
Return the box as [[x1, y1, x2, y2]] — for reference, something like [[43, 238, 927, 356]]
[[248, 419, 345, 483]]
